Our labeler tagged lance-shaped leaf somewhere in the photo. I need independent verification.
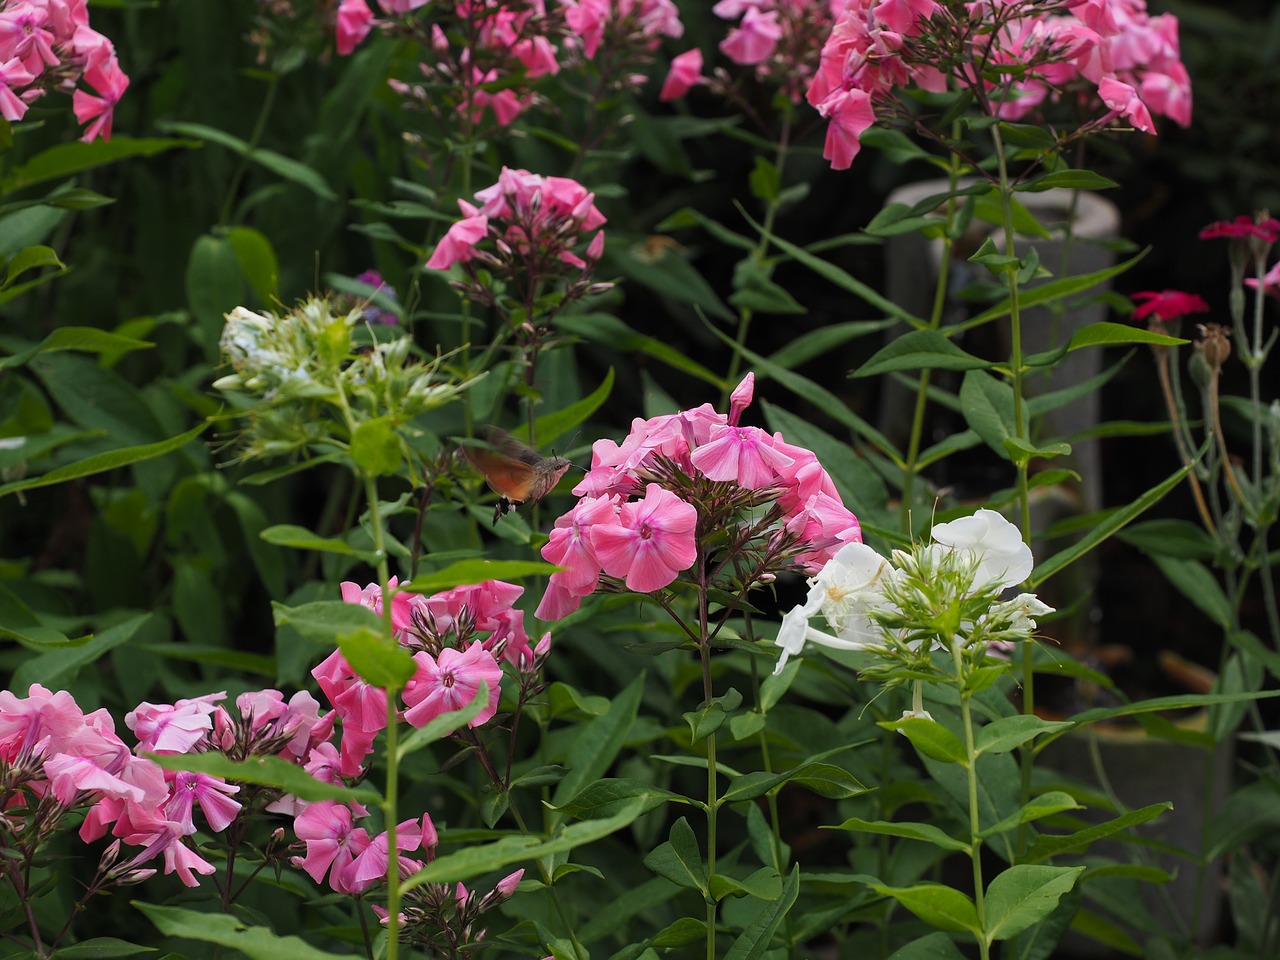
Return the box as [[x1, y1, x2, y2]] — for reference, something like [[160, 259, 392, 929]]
[[871, 883, 981, 935], [136, 904, 350, 960], [983, 864, 1086, 943], [148, 752, 380, 806]]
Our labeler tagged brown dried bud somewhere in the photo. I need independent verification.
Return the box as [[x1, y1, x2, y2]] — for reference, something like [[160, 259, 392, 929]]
[[1195, 323, 1232, 373]]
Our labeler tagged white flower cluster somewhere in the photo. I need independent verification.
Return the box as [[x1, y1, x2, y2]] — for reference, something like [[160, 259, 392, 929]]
[[774, 509, 1052, 674]]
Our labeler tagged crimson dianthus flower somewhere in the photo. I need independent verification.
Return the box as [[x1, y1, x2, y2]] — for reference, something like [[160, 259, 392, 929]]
[[1130, 289, 1209, 321], [1199, 215, 1280, 243]]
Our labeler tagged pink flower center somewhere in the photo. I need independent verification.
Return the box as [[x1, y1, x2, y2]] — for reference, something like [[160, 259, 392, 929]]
[[637, 522, 654, 541], [441, 670, 456, 688]]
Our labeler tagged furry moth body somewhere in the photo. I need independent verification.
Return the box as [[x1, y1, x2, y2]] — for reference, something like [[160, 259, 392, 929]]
[[463, 427, 572, 524]]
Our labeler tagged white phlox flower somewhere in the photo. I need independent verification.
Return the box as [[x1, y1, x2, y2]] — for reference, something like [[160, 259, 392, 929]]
[[985, 592, 1055, 636], [774, 541, 894, 674], [929, 508, 1032, 591]]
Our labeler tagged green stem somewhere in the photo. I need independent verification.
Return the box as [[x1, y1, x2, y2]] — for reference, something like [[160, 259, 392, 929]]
[[218, 73, 279, 228], [723, 111, 792, 405], [698, 547, 718, 960], [951, 640, 990, 960], [901, 128, 964, 531], [362, 473, 403, 960], [508, 804, 588, 959]]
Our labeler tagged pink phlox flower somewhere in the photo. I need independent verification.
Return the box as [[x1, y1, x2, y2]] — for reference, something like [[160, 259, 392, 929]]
[[534, 578, 591, 621], [0, 2, 59, 73], [78, 753, 168, 842], [336, 0, 374, 55], [43, 753, 145, 806], [313, 649, 389, 735], [348, 817, 423, 889], [1130, 289, 1209, 322], [712, 0, 766, 18], [872, 0, 939, 36], [116, 805, 216, 888], [467, 68, 532, 126], [236, 688, 288, 733], [690, 423, 794, 488], [71, 24, 117, 71], [340, 576, 416, 637], [266, 741, 348, 817], [1138, 63, 1191, 127], [817, 87, 876, 170], [125, 693, 222, 755], [402, 641, 504, 729], [784, 490, 864, 572], [163, 770, 242, 834], [1200, 215, 1280, 243], [495, 867, 525, 896], [291, 800, 371, 893], [1245, 260, 1280, 301], [0, 684, 88, 763], [720, 7, 782, 66], [660, 47, 703, 101], [425, 213, 489, 271], [635, 0, 683, 43], [1097, 76, 1154, 134], [727, 372, 754, 426], [561, 0, 608, 59], [71, 55, 128, 142], [376, 0, 430, 12], [542, 494, 618, 592], [276, 690, 336, 761], [591, 483, 698, 593], [0, 56, 33, 121]]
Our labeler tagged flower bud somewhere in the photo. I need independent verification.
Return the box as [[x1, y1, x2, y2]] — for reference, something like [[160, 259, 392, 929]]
[[495, 868, 524, 897], [1196, 323, 1232, 373]]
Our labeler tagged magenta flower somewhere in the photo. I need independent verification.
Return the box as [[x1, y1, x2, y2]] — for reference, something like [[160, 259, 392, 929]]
[[347, 817, 424, 890], [690, 424, 794, 489], [1130, 290, 1209, 322], [660, 48, 703, 101], [1245, 260, 1280, 301], [125, 694, 222, 755], [335, 0, 374, 55], [1099, 77, 1154, 134], [71, 56, 129, 142], [292, 800, 371, 894], [164, 771, 243, 834], [591, 483, 698, 593], [818, 88, 876, 171], [340, 576, 416, 636], [720, 7, 782, 66], [401, 641, 503, 728], [425, 214, 490, 271], [1200, 215, 1280, 243]]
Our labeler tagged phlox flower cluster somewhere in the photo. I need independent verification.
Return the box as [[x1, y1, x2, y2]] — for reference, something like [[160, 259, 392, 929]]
[[0, 0, 128, 140], [535, 373, 862, 620], [807, 0, 1192, 170], [214, 300, 470, 470], [559, 0, 683, 92], [426, 166, 610, 313], [663, 0, 842, 105], [774, 508, 1052, 676]]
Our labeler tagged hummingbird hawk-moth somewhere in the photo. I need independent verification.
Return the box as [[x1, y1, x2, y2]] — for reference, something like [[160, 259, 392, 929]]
[[462, 427, 572, 525]]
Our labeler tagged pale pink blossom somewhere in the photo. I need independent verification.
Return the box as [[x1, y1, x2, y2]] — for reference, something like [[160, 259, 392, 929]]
[[720, 6, 782, 66], [591, 483, 698, 593], [402, 641, 503, 728], [660, 48, 703, 101]]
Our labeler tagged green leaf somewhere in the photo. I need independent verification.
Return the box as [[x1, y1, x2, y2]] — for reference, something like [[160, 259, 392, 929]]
[[978, 791, 1083, 839], [1029, 458, 1192, 586], [871, 883, 981, 935], [709, 866, 783, 902], [853, 330, 991, 378], [12, 614, 149, 692], [738, 207, 925, 326], [530, 367, 614, 446], [549, 779, 684, 820], [48, 937, 156, 958], [830, 817, 971, 853], [969, 236, 1020, 271], [749, 156, 780, 203], [350, 417, 402, 476], [135, 904, 351, 960], [880, 717, 968, 764], [0, 421, 207, 499], [1116, 519, 1216, 560], [259, 524, 377, 560], [960, 370, 1020, 458], [976, 716, 1074, 755], [0, 326, 153, 371], [398, 683, 490, 760], [962, 251, 1146, 329], [684, 687, 743, 742], [1022, 803, 1171, 863], [885, 932, 968, 960], [651, 918, 707, 948], [1150, 555, 1233, 629], [1, 244, 63, 291], [1065, 321, 1186, 351], [147, 752, 379, 806], [555, 312, 724, 388], [1, 137, 196, 192], [224, 226, 280, 305], [1068, 909, 1143, 956], [404, 559, 561, 594], [767, 320, 895, 370], [1017, 170, 1119, 192], [338, 626, 416, 691], [729, 260, 806, 315], [156, 121, 337, 201], [550, 673, 645, 815], [723, 866, 800, 960], [271, 599, 384, 647], [723, 761, 868, 803], [983, 865, 1086, 943], [402, 801, 650, 891], [186, 234, 244, 353], [643, 817, 707, 895]]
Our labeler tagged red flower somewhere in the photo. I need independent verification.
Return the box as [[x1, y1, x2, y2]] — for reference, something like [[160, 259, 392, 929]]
[[1199, 215, 1280, 243], [1130, 290, 1209, 321]]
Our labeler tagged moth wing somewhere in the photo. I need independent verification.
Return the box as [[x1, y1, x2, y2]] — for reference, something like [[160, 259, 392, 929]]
[[463, 446, 538, 502], [480, 426, 543, 466]]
